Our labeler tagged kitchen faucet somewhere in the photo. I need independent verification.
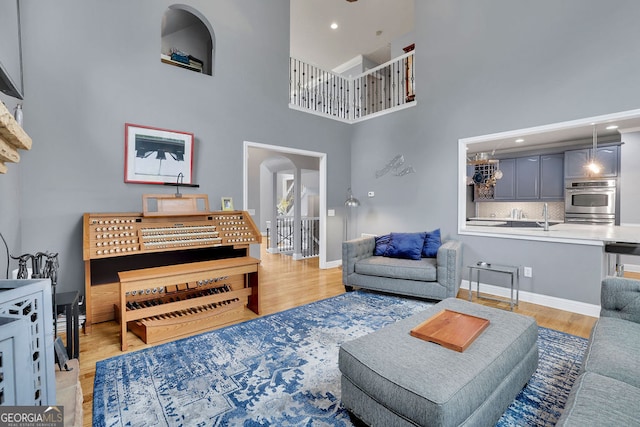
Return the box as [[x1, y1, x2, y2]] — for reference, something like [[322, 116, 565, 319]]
[[537, 203, 549, 231]]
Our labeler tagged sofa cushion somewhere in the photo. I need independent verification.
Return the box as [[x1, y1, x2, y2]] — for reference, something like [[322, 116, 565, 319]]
[[355, 256, 437, 281], [581, 317, 640, 388], [373, 234, 391, 256], [384, 232, 426, 260], [422, 228, 442, 258], [556, 371, 640, 426]]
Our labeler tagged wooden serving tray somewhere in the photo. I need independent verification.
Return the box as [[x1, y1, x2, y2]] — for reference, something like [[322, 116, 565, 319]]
[[410, 309, 490, 352]]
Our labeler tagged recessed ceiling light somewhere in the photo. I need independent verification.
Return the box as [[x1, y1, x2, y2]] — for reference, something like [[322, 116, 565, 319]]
[[515, 138, 524, 143], [605, 125, 619, 130], [330, 22, 338, 30]]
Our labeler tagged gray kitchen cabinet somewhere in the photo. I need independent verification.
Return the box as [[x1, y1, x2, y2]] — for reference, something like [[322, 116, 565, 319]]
[[564, 145, 619, 178], [494, 158, 515, 200], [516, 156, 540, 200], [595, 146, 618, 177], [490, 153, 563, 201], [564, 149, 590, 178], [540, 153, 564, 200]]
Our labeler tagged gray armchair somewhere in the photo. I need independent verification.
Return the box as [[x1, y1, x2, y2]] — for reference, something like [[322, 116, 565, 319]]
[[342, 236, 462, 300]]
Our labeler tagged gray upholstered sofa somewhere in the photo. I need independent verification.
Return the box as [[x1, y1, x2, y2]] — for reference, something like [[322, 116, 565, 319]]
[[342, 235, 462, 300], [557, 276, 640, 426]]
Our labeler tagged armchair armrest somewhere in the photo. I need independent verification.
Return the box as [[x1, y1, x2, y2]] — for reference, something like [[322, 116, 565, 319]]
[[436, 240, 463, 298], [342, 236, 375, 285], [600, 276, 640, 323]]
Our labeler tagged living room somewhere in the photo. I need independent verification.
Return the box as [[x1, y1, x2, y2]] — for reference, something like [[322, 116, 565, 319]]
[[2, 0, 640, 426]]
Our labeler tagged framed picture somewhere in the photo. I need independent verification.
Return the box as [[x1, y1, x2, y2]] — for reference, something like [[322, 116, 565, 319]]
[[124, 123, 194, 184], [221, 197, 234, 211]]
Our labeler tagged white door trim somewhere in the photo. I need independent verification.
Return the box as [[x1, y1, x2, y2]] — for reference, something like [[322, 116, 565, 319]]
[[243, 141, 329, 268]]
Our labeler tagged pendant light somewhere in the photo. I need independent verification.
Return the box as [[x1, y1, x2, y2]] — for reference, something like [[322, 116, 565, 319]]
[[586, 124, 601, 175]]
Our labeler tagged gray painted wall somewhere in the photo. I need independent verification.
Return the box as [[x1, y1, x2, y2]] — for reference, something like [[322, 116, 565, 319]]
[[4, 0, 640, 306], [619, 131, 640, 269], [620, 131, 640, 225], [3, 0, 351, 295], [0, 93, 23, 279], [349, 0, 640, 305]]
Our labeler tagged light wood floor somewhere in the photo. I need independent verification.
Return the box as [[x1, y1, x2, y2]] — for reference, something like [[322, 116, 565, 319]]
[[78, 245, 599, 425]]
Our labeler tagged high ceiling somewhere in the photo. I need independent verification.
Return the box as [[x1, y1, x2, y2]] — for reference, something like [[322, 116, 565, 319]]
[[290, 0, 414, 71]]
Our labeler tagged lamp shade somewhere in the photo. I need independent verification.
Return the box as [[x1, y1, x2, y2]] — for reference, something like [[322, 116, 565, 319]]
[[344, 187, 360, 208]]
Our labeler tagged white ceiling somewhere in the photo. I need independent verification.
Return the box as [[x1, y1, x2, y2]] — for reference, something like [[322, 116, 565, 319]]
[[290, 0, 414, 71]]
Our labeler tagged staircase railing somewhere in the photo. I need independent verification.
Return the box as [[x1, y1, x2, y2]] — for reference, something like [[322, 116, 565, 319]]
[[276, 216, 294, 253], [275, 216, 320, 258], [289, 50, 415, 123], [300, 217, 319, 259]]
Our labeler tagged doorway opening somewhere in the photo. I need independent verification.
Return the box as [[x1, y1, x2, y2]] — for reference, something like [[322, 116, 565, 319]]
[[243, 141, 328, 268]]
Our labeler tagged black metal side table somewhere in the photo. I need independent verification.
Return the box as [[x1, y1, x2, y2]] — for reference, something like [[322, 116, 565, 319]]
[[56, 291, 80, 360], [468, 263, 519, 311]]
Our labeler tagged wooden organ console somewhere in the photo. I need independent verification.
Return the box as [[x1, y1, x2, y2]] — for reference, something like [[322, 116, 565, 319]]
[[82, 194, 262, 349]]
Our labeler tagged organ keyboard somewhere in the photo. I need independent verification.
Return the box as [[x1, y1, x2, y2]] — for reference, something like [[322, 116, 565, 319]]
[[117, 257, 259, 350], [83, 198, 262, 339]]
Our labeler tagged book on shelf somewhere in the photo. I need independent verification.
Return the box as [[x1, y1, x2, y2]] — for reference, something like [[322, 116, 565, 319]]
[[170, 52, 190, 64], [188, 54, 203, 66], [160, 54, 203, 72]]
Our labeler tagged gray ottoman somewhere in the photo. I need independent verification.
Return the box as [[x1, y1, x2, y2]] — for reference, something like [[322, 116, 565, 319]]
[[339, 298, 538, 427]]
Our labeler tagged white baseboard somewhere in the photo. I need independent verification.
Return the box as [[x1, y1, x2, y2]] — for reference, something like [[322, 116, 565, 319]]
[[623, 263, 640, 273], [461, 280, 600, 318], [266, 248, 280, 254], [324, 259, 342, 269]]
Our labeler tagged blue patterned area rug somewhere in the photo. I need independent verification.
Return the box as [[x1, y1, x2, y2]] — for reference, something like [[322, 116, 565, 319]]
[[93, 292, 588, 426]]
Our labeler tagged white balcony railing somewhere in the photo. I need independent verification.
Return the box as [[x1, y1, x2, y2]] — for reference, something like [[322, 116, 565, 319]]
[[289, 50, 416, 123]]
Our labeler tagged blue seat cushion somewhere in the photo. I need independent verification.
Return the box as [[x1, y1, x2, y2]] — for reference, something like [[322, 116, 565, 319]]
[[384, 232, 426, 260], [373, 234, 391, 256], [422, 228, 442, 258]]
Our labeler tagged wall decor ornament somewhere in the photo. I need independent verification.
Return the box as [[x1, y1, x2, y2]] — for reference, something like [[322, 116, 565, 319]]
[[375, 154, 415, 178], [124, 123, 194, 185]]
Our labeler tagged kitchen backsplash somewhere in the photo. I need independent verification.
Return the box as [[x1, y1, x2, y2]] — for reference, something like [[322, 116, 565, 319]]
[[476, 201, 565, 221]]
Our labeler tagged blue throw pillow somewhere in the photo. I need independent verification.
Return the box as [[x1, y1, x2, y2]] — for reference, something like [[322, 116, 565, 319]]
[[384, 232, 426, 260], [422, 228, 442, 258], [373, 234, 391, 256]]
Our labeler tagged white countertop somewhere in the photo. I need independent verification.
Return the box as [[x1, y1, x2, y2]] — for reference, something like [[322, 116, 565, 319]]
[[469, 216, 561, 223], [462, 223, 640, 245], [466, 220, 508, 226]]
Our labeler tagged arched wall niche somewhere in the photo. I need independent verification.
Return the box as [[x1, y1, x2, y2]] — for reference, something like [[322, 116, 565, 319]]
[[161, 4, 215, 76]]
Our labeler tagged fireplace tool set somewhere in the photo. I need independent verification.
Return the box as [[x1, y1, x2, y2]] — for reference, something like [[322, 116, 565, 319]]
[[11, 251, 60, 332]]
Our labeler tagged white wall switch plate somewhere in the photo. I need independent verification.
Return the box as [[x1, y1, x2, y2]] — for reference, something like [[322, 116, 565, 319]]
[[524, 266, 533, 277], [328, 209, 335, 217], [368, 191, 375, 197]]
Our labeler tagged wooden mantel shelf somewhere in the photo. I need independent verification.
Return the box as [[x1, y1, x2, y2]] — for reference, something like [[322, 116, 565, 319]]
[[0, 102, 32, 174]]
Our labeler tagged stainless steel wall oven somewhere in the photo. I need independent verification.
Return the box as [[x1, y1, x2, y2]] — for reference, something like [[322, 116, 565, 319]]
[[565, 179, 617, 224]]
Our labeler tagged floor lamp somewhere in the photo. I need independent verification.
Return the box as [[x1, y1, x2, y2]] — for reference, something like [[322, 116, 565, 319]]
[[344, 187, 360, 241]]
